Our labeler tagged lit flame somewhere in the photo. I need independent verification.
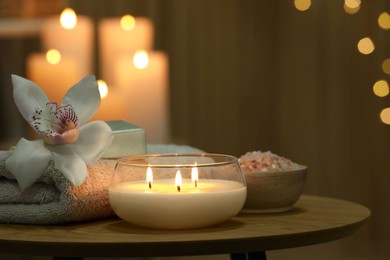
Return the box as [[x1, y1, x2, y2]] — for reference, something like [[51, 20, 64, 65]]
[[191, 163, 198, 187], [133, 50, 149, 70], [97, 80, 108, 99], [175, 170, 182, 192], [46, 49, 61, 65], [120, 14, 136, 31], [60, 8, 77, 30], [146, 166, 153, 189]]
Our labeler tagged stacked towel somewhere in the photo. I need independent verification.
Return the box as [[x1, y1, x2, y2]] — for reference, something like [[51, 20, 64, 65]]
[[0, 144, 203, 224], [0, 151, 116, 224]]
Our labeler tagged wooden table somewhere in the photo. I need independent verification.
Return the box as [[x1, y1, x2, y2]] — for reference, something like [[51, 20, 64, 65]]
[[0, 195, 370, 259]]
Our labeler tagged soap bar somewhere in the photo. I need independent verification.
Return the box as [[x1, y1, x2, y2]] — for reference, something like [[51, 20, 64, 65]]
[[102, 120, 147, 159]]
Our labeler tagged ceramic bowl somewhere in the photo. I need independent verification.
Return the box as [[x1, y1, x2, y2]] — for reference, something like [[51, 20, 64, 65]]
[[241, 166, 307, 213]]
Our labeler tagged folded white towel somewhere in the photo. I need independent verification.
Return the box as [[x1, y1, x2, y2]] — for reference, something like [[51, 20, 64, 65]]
[[0, 144, 203, 224]]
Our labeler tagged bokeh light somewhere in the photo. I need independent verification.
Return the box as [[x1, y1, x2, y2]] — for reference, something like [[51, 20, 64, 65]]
[[357, 37, 375, 55], [120, 14, 136, 31], [344, 4, 360, 14], [46, 49, 61, 65], [373, 80, 389, 97], [378, 12, 390, 30], [380, 108, 390, 125], [294, 0, 311, 11], [382, 58, 390, 75], [133, 50, 149, 70], [60, 8, 77, 30], [344, 0, 361, 9], [97, 80, 108, 99]]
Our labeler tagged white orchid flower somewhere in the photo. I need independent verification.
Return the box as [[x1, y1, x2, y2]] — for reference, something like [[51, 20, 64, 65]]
[[6, 75, 113, 190]]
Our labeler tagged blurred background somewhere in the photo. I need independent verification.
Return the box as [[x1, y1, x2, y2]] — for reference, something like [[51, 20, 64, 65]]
[[0, 0, 389, 259]]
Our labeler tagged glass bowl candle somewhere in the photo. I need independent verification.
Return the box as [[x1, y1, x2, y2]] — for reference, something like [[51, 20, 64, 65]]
[[109, 153, 247, 229]]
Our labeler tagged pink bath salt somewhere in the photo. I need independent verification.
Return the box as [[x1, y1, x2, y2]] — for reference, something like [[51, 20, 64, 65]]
[[238, 151, 301, 173]]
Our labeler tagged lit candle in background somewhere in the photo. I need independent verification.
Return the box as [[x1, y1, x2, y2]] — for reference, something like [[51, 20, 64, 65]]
[[41, 8, 94, 76], [114, 50, 169, 143], [26, 49, 83, 104], [98, 15, 154, 85], [91, 80, 127, 121], [29, 10, 170, 140]]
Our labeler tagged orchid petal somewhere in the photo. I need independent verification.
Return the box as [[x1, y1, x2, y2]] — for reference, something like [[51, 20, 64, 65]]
[[44, 128, 79, 145], [52, 151, 88, 186], [68, 121, 113, 164], [61, 75, 100, 126], [50, 121, 113, 164], [29, 102, 57, 134], [5, 138, 52, 190], [11, 75, 49, 125]]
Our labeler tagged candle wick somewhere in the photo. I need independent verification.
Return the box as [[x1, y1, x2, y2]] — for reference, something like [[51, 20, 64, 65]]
[[148, 181, 152, 189], [195, 180, 198, 188], [177, 185, 181, 192]]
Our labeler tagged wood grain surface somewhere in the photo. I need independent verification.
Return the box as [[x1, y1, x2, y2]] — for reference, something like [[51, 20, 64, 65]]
[[0, 195, 370, 257]]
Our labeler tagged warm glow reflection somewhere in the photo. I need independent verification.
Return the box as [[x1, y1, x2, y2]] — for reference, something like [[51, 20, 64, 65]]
[[357, 37, 375, 55], [46, 49, 61, 65], [294, 0, 311, 11], [97, 79, 108, 99], [133, 50, 149, 69], [175, 170, 182, 192], [382, 58, 390, 75], [373, 80, 389, 97], [380, 108, 390, 125], [344, 0, 361, 9], [378, 12, 390, 30], [60, 8, 77, 30], [120, 14, 136, 31]]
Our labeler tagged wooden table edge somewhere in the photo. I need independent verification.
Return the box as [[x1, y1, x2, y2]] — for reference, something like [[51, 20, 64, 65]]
[[0, 195, 371, 257]]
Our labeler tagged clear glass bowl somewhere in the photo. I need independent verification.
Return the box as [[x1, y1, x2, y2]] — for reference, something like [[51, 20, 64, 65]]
[[109, 153, 247, 229]]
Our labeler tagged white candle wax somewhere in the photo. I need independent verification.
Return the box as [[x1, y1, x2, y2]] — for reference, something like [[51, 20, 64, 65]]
[[109, 179, 246, 229], [27, 52, 83, 104], [99, 16, 154, 85], [41, 14, 94, 76], [114, 51, 169, 143]]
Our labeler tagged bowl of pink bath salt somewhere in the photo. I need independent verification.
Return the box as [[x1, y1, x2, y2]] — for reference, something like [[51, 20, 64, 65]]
[[239, 151, 307, 213]]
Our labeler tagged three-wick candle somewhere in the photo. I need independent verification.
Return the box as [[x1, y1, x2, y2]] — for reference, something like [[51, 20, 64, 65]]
[[109, 163, 246, 229]]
